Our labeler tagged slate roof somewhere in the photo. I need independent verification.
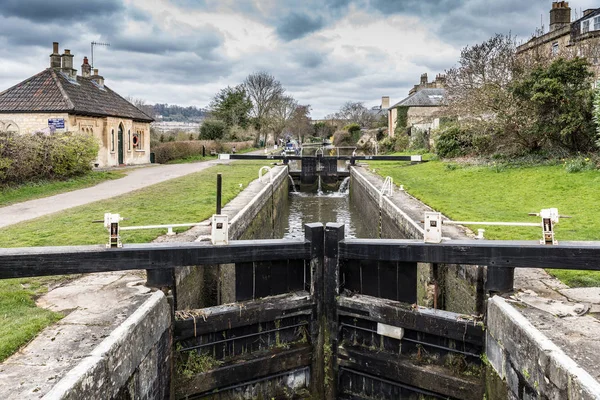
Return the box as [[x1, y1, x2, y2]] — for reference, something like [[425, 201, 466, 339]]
[[0, 68, 153, 122], [389, 88, 446, 109]]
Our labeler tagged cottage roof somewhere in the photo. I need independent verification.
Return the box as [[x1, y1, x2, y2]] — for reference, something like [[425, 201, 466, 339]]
[[389, 88, 446, 108], [0, 68, 153, 122]]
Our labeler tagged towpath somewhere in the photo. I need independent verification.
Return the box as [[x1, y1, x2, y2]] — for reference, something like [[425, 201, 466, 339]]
[[0, 156, 254, 229]]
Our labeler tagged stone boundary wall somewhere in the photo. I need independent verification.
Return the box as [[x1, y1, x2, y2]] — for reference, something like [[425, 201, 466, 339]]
[[486, 296, 600, 400], [42, 291, 172, 400]]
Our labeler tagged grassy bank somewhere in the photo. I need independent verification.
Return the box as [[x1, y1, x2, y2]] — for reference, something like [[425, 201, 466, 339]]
[[0, 171, 125, 207], [370, 159, 600, 287], [0, 161, 265, 361]]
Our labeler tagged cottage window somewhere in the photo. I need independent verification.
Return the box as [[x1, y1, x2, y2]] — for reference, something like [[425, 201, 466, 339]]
[[594, 16, 600, 31], [552, 42, 559, 56], [128, 130, 131, 151], [111, 129, 115, 152], [582, 20, 590, 33]]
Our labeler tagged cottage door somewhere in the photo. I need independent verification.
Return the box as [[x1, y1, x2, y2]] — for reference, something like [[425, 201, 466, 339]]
[[117, 124, 124, 165]]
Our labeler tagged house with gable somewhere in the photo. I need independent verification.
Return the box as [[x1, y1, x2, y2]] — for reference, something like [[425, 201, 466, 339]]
[[387, 73, 446, 137], [0, 42, 154, 167]]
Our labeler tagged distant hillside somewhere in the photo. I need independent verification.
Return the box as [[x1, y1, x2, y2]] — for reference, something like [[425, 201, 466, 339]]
[[152, 103, 208, 122]]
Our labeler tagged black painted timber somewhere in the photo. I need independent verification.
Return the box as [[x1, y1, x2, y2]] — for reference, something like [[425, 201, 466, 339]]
[[338, 347, 483, 400], [305, 223, 325, 398], [339, 239, 600, 270], [221, 154, 427, 161], [0, 239, 311, 279], [324, 223, 344, 400], [337, 295, 484, 345], [176, 345, 312, 398], [174, 294, 313, 340]]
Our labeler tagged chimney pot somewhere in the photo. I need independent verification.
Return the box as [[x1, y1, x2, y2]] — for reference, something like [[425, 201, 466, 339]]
[[50, 42, 61, 68], [64, 49, 71, 55], [93, 68, 99, 76], [381, 96, 390, 109], [81, 57, 91, 78]]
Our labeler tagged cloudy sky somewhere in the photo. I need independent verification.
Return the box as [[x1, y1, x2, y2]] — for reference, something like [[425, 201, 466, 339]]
[[0, 0, 597, 118]]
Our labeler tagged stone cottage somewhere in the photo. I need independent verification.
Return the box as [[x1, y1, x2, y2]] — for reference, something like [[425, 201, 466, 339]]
[[0, 42, 154, 167], [387, 73, 446, 137]]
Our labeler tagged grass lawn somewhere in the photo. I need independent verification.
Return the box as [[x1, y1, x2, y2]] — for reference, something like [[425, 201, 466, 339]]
[[0, 161, 266, 362], [0, 171, 126, 207], [165, 147, 257, 164], [369, 159, 600, 287]]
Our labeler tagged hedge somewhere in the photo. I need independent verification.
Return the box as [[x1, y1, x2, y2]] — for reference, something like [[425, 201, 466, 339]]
[[0, 132, 99, 186], [152, 140, 253, 164]]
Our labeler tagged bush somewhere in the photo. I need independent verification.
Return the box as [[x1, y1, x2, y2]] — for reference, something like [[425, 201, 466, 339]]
[[409, 129, 429, 151], [152, 140, 253, 163], [564, 157, 595, 173], [394, 134, 410, 152], [0, 132, 99, 186], [435, 126, 473, 158], [199, 120, 226, 140], [333, 130, 352, 146]]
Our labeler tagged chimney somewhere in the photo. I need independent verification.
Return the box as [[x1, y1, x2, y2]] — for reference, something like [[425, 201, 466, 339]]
[[550, 1, 571, 32], [81, 57, 91, 78], [583, 9, 594, 17], [420, 73, 428, 85], [381, 96, 390, 109], [50, 42, 61, 68], [61, 49, 77, 79], [91, 68, 105, 88], [435, 74, 447, 87]]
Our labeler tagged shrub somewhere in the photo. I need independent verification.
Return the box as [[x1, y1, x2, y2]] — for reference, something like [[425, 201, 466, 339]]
[[0, 132, 98, 186], [435, 126, 473, 158], [394, 134, 410, 152], [564, 157, 595, 173], [333, 130, 352, 146], [409, 129, 429, 151], [152, 140, 252, 163], [199, 120, 226, 140], [378, 136, 394, 153]]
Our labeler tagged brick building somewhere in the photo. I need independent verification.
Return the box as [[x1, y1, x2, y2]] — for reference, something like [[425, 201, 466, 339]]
[[0, 42, 154, 167]]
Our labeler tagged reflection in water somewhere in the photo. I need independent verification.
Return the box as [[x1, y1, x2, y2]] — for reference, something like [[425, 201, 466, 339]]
[[279, 188, 371, 239]]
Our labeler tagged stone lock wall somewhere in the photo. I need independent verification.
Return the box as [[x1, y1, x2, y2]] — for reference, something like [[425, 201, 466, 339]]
[[350, 167, 484, 314]]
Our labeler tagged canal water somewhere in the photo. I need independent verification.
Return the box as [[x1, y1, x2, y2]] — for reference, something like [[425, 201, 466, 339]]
[[277, 178, 376, 239]]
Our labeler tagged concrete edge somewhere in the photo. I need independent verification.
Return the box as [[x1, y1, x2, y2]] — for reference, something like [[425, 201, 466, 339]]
[[228, 165, 288, 232], [351, 167, 424, 235], [487, 296, 600, 398], [42, 291, 171, 400]]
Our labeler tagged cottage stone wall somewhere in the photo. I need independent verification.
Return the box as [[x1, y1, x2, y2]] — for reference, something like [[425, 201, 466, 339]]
[[0, 113, 150, 167]]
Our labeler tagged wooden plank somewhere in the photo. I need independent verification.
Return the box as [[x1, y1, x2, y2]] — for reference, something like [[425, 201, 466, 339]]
[[324, 223, 344, 400], [305, 223, 325, 398], [176, 345, 312, 398], [339, 239, 600, 270], [0, 239, 311, 279], [254, 261, 272, 298], [337, 295, 484, 346], [174, 293, 313, 340], [235, 262, 254, 301], [338, 347, 483, 400]]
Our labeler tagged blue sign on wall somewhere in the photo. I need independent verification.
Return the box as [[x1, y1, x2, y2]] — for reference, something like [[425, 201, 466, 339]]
[[48, 118, 65, 129]]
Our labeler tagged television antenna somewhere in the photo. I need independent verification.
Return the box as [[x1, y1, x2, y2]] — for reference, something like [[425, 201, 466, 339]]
[[91, 41, 110, 69]]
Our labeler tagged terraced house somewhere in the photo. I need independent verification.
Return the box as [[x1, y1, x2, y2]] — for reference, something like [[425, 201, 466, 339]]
[[0, 42, 154, 168], [517, 2, 600, 80]]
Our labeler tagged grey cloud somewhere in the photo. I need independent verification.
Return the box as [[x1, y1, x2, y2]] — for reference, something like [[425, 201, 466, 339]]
[[293, 51, 327, 69], [276, 13, 325, 41], [109, 27, 224, 56], [411, 54, 456, 72], [0, 17, 76, 48], [0, 0, 123, 22]]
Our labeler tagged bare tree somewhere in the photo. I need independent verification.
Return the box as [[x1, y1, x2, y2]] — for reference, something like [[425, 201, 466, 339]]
[[243, 72, 285, 145], [335, 102, 375, 128], [269, 95, 298, 142], [126, 97, 155, 119], [288, 105, 312, 143]]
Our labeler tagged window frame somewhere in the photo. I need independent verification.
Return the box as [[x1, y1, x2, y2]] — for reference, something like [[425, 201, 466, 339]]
[[582, 19, 590, 33], [128, 129, 131, 151], [110, 129, 115, 152], [594, 16, 600, 31], [551, 42, 559, 56]]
